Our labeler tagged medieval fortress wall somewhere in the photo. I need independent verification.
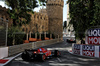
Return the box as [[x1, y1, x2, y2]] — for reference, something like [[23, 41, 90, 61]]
[[0, 5, 13, 27], [46, 0, 64, 38], [22, 12, 49, 33]]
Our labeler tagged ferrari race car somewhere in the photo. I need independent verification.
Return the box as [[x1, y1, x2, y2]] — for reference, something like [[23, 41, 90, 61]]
[[21, 48, 60, 61], [66, 38, 76, 43]]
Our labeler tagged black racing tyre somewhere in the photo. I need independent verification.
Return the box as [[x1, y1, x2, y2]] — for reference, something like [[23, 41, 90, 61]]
[[54, 50, 61, 57], [21, 52, 31, 61], [21, 53, 27, 61], [38, 54, 46, 61]]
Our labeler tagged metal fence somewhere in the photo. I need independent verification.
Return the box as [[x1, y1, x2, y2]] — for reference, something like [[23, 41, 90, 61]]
[[0, 17, 8, 46], [7, 33, 56, 46]]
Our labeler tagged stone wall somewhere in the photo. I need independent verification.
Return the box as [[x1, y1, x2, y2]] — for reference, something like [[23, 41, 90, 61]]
[[8, 39, 62, 56], [8, 43, 32, 56], [0, 6, 48, 34], [39, 9, 47, 15], [46, 0, 64, 38], [21, 12, 48, 33], [0, 6, 13, 27]]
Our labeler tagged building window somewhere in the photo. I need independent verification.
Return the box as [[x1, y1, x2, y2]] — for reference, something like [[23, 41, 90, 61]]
[[37, 16, 39, 19], [1, 16, 3, 21], [26, 28, 28, 32], [22, 28, 24, 31], [41, 17, 42, 19], [42, 26, 44, 29], [34, 15, 36, 18], [36, 24, 38, 29], [6, 18, 8, 21]]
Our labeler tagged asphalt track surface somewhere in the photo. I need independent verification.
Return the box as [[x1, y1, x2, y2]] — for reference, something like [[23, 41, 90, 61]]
[[6, 37, 100, 66]]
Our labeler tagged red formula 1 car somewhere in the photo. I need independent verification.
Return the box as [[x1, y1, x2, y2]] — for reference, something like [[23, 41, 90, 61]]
[[66, 38, 76, 43], [21, 48, 60, 61]]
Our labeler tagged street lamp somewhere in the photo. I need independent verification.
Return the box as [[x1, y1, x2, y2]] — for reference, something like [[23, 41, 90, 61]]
[[6, 18, 8, 46], [0, 17, 8, 46]]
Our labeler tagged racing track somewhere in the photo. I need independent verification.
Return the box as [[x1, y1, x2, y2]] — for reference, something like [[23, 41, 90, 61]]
[[6, 37, 100, 66]]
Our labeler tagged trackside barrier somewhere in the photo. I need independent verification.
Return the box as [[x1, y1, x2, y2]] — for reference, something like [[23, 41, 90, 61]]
[[85, 28, 100, 45], [0, 38, 62, 59], [72, 44, 100, 58], [8, 38, 62, 56], [0, 47, 8, 59]]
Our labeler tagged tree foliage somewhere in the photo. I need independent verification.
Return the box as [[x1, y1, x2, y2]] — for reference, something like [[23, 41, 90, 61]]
[[67, 0, 100, 39], [3, 0, 46, 26]]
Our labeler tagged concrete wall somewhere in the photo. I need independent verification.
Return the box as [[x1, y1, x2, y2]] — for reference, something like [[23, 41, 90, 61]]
[[8, 39, 62, 56], [0, 47, 8, 59], [8, 43, 32, 56]]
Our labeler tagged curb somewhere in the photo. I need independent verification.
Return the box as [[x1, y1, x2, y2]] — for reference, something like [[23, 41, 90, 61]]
[[0, 53, 22, 66], [67, 50, 99, 59]]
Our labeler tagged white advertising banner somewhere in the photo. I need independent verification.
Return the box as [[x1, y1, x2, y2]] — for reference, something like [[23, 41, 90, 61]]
[[72, 44, 100, 58], [95, 46, 99, 58], [85, 36, 88, 44], [86, 28, 100, 45], [72, 44, 80, 55], [0, 47, 8, 59]]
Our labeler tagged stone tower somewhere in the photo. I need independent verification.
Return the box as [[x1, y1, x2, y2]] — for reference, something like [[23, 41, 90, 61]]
[[46, 0, 64, 38]]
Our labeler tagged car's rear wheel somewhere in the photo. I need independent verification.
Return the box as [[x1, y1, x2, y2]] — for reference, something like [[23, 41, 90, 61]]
[[38, 54, 46, 61], [21, 52, 31, 61], [54, 50, 60, 57], [43, 55, 46, 60]]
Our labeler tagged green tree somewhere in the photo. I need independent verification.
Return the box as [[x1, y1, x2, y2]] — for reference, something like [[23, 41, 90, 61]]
[[1, 0, 46, 45], [67, 0, 100, 40], [2, 0, 46, 26]]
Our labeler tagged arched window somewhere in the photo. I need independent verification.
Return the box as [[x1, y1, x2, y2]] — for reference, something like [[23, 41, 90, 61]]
[[22, 28, 24, 31], [41, 17, 42, 19], [1, 16, 3, 21], [34, 15, 36, 18], [26, 28, 28, 32], [36, 24, 38, 29], [42, 26, 44, 29], [37, 16, 39, 19], [6, 18, 8, 22]]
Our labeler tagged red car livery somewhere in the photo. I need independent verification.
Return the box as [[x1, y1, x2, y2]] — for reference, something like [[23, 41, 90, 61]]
[[21, 48, 60, 61]]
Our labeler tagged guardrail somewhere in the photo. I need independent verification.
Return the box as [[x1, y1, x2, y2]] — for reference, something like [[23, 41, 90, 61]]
[[8, 38, 62, 56], [0, 38, 62, 59]]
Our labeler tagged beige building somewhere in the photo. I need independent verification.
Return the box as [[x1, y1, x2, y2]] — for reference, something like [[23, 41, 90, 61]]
[[39, 9, 47, 15], [21, 12, 48, 33], [66, 3, 74, 36], [0, 5, 13, 27], [23, 0, 64, 38]]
